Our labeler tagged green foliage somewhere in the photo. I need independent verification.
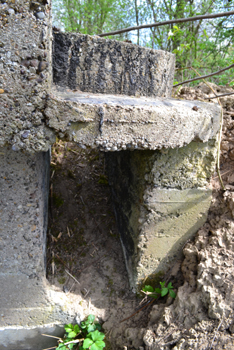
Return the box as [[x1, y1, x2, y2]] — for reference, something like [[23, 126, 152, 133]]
[[53, 0, 234, 86], [83, 330, 105, 350], [55, 315, 105, 350], [53, 0, 131, 37], [142, 281, 176, 299], [80, 314, 102, 333]]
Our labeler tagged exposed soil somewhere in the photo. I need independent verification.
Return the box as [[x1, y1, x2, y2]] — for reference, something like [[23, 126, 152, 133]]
[[47, 82, 234, 350], [46, 142, 156, 348]]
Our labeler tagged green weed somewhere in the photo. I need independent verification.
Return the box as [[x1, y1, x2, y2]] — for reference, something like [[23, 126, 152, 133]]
[[49, 315, 105, 350], [142, 281, 176, 299]]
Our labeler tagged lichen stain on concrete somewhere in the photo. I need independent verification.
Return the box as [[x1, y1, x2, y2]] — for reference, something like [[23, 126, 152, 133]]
[[148, 140, 218, 189]]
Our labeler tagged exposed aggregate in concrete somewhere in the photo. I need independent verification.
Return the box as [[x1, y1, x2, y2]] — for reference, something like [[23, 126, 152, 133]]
[[0, 0, 55, 152], [0, 147, 49, 276], [0, 6, 221, 156], [45, 87, 220, 152]]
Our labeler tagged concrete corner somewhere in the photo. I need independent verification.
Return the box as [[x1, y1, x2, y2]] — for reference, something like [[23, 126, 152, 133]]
[[106, 139, 218, 290]]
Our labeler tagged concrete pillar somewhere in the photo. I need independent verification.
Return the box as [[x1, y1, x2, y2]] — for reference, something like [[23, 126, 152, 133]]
[[106, 139, 217, 290], [0, 147, 67, 349], [0, 147, 49, 278]]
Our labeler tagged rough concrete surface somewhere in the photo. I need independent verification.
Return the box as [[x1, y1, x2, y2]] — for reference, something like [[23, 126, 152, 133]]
[[0, 147, 50, 276], [0, 324, 64, 350], [106, 141, 217, 288], [0, 147, 74, 349], [45, 87, 221, 152], [0, 0, 55, 153], [53, 32, 175, 98], [136, 187, 212, 282]]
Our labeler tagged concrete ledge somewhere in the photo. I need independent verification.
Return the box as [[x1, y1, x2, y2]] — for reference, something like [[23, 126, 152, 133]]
[[45, 87, 221, 151]]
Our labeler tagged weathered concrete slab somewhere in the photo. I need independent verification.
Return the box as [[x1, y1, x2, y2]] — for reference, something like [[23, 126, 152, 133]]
[[45, 87, 221, 151], [0, 324, 64, 350], [53, 32, 175, 98]]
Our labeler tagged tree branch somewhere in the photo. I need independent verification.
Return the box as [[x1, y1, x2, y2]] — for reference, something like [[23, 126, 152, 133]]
[[204, 92, 234, 99], [173, 63, 234, 87], [99, 10, 234, 37]]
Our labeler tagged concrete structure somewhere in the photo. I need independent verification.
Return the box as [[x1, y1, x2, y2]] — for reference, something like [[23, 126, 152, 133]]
[[0, 0, 220, 348]]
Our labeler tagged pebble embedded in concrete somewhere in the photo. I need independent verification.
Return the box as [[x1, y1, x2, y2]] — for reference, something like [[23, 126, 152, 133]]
[[35, 12, 45, 19]]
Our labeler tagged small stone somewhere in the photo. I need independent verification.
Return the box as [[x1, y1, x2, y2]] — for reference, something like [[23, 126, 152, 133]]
[[221, 141, 229, 151], [8, 8, 15, 15], [30, 59, 39, 68], [21, 131, 30, 139], [0, 89, 4, 94], [35, 12, 45, 20], [63, 285, 69, 293], [37, 61, 48, 72], [27, 75, 37, 81], [12, 144, 20, 151], [21, 60, 30, 68]]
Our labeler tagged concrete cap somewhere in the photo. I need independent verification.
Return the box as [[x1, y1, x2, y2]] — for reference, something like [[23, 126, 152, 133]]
[[45, 87, 221, 151]]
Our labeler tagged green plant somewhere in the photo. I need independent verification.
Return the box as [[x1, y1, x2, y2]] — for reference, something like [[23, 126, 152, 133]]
[[142, 281, 176, 299], [46, 315, 105, 350], [83, 330, 105, 350]]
